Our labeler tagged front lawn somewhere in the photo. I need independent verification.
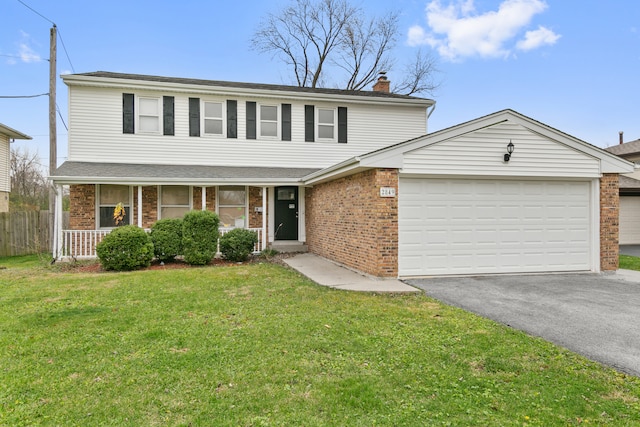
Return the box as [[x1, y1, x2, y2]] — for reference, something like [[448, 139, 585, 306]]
[[1, 260, 639, 426], [619, 254, 640, 271]]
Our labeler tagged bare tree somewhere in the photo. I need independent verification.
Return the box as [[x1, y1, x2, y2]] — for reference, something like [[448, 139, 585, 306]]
[[10, 147, 49, 211], [252, 0, 439, 96]]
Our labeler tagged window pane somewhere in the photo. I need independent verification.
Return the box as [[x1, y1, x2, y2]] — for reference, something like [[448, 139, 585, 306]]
[[205, 102, 222, 118], [161, 206, 190, 219], [219, 207, 245, 228], [139, 116, 159, 132], [219, 186, 246, 205], [261, 105, 277, 121], [100, 185, 129, 205], [139, 98, 158, 115], [318, 109, 334, 124], [162, 186, 190, 205], [318, 124, 334, 139], [100, 206, 130, 228], [260, 122, 277, 137], [205, 119, 223, 134], [277, 189, 296, 201]]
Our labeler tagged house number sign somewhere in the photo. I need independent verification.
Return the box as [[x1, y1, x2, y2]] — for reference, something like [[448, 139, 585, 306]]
[[380, 187, 396, 198]]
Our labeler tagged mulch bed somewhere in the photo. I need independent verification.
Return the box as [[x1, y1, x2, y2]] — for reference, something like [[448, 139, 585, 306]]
[[62, 253, 295, 274]]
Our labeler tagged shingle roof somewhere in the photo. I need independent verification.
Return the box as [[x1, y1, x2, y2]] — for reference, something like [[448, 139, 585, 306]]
[[604, 139, 640, 157], [619, 175, 640, 189], [71, 71, 432, 102], [51, 161, 320, 184]]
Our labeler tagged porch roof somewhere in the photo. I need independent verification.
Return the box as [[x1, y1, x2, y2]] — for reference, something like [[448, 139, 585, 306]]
[[51, 161, 320, 186]]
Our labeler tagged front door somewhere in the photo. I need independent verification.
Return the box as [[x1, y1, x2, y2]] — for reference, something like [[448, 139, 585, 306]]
[[274, 186, 298, 240]]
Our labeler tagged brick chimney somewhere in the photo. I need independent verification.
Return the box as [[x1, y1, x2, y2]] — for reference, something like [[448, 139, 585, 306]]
[[619, 131, 624, 144], [373, 72, 390, 93]]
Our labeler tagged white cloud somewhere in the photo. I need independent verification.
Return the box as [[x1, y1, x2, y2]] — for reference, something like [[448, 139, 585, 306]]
[[516, 26, 560, 51], [408, 0, 559, 61], [18, 43, 42, 63]]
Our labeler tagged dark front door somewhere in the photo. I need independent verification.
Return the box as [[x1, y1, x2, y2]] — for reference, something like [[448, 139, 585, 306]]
[[274, 186, 298, 240]]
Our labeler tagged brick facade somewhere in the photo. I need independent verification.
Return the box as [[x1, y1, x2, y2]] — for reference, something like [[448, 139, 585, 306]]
[[69, 184, 96, 230], [305, 168, 399, 277], [600, 173, 620, 271]]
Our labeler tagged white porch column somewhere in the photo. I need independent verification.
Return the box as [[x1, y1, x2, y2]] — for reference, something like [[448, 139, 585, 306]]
[[262, 186, 267, 250], [202, 186, 207, 210], [137, 186, 143, 228], [54, 184, 63, 259]]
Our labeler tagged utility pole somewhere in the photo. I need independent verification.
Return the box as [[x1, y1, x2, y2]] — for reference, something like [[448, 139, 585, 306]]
[[49, 24, 57, 253]]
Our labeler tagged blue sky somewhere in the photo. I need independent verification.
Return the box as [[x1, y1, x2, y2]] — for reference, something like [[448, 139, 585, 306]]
[[1, 0, 639, 171]]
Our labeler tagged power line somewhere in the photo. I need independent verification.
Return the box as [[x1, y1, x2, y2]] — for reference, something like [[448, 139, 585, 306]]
[[16, 0, 55, 25], [16, 0, 76, 73], [56, 27, 75, 73], [56, 103, 68, 131], [0, 53, 48, 62], [0, 93, 49, 98]]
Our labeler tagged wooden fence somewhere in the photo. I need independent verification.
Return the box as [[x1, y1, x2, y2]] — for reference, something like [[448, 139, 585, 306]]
[[0, 211, 69, 257]]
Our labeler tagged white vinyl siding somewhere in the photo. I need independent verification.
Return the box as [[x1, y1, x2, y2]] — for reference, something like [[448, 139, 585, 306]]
[[399, 178, 593, 276], [620, 196, 640, 245], [66, 87, 428, 169], [403, 122, 601, 178], [0, 135, 9, 192]]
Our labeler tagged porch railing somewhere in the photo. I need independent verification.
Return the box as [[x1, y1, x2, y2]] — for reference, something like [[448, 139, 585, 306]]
[[60, 227, 264, 260]]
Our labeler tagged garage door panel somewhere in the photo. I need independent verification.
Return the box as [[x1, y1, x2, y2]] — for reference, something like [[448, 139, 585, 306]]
[[399, 178, 592, 276]]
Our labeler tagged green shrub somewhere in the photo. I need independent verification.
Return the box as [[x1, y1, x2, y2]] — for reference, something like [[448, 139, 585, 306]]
[[96, 225, 154, 271], [219, 228, 259, 262], [182, 210, 220, 265], [150, 218, 183, 262]]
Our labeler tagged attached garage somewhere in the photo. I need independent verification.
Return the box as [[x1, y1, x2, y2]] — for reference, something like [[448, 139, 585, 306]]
[[305, 110, 634, 278], [399, 177, 593, 276], [620, 195, 640, 245]]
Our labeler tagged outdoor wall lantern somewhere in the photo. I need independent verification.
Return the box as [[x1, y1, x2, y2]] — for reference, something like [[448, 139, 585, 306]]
[[504, 140, 515, 162]]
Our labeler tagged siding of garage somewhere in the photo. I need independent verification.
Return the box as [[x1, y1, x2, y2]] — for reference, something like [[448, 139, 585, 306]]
[[403, 121, 601, 178]]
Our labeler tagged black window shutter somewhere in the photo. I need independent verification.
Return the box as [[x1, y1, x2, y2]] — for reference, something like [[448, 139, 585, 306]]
[[246, 101, 256, 140], [304, 105, 315, 142], [338, 107, 347, 143], [189, 97, 200, 137], [227, 100, 237, 139], [163, 96, 174, 136], [123, 93, 134, 134], [281, 103, 291, 141]]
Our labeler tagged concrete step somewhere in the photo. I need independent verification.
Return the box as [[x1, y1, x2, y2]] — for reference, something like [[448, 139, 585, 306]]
[[270, 241, 308, 253]]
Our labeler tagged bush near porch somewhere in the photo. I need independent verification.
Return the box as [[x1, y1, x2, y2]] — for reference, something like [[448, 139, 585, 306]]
[[1, 257, 639, 426]]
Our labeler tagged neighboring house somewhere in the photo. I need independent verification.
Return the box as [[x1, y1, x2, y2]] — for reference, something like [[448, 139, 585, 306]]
[[0, 123, 32, 212], [51, 71, 633, 277], [605, 138, 640, 244]]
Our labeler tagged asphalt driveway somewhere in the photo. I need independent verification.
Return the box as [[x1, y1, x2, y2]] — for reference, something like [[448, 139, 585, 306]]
[[405, 272, 640, 377]]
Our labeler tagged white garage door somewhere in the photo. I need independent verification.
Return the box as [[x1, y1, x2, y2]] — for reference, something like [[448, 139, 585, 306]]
[[399, 178, 592, 276], [620, 196, 640, 245]]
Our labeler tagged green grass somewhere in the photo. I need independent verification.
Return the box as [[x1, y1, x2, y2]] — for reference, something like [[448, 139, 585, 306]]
[[0, 254, 49, 270], [619, 254, 640, 271], [1, 262, 639, 426]]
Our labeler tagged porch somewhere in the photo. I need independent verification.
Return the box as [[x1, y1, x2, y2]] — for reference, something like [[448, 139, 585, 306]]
[[60, 227, 265, 260]]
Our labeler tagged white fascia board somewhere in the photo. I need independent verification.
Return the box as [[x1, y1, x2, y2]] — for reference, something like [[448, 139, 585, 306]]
[[302, 158, 369, 185], [49, 175, 304, 187], [0, 123, 32, 140], [62, 74, 434, 108]]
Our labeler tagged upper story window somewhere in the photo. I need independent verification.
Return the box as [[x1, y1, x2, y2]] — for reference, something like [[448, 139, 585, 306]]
[[317, 108, 336, 141], [259, 104, 279, 138], [98, 184, 130, 228], [138, 97, 161, 133], [160, 185, 191, 219], [203, 101, 224, 135]]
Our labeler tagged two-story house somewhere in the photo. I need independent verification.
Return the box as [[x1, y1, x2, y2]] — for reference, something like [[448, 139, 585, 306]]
[[51, 71, 633, 277], [0, 123, 32, 212]]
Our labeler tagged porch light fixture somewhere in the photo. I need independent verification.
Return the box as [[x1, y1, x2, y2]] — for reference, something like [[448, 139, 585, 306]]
[[504, 140, 515, 162]]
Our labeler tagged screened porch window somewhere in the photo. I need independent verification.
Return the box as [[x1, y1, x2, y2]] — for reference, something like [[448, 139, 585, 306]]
[[99, 184, 130, 228], [218, 186, 246, 228], [160, 185, 191, 219]]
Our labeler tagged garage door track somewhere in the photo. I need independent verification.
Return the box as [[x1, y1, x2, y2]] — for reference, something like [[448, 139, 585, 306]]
[[405, 272, 640, 377]]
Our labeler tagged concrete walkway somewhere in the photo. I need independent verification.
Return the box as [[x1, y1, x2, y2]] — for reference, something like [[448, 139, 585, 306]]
[[283, 253, 419, 293]]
